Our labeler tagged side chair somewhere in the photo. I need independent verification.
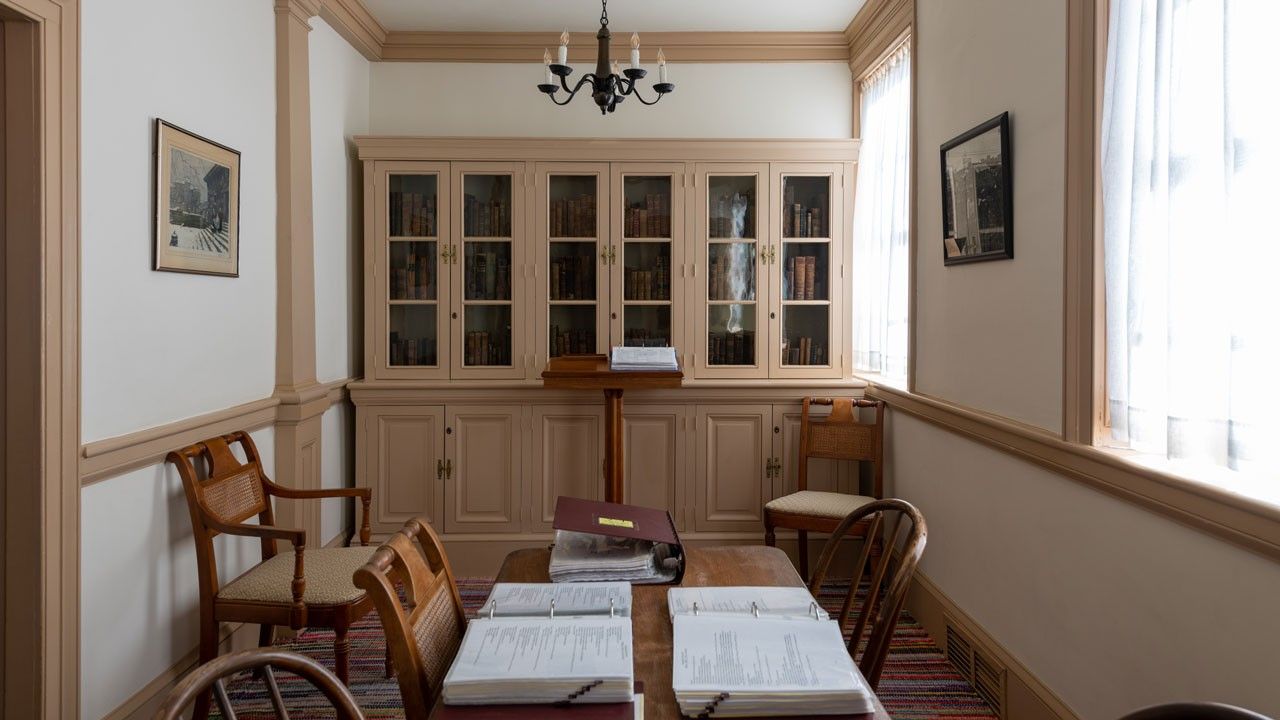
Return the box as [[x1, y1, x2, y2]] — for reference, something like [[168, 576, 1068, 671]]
[[168, 430, 377, 720]]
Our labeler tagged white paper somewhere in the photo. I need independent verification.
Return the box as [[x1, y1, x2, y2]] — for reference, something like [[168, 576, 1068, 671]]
[[610, 345, 678, 371], [481, 582, 633, 618], [667, 587, 828, 621]]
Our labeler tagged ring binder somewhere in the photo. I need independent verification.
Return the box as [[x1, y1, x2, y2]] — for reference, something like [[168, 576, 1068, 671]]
[[549, 599, 556, 618], [750, 601, 759, 618], [609, 596, 616, 618], [692, 601, 700, 616], [489, 601, 497, 619]]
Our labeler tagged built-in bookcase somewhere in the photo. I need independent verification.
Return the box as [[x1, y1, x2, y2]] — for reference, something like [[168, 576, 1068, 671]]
[[611, 163, 685, 353], [536, 163, 611, 363]]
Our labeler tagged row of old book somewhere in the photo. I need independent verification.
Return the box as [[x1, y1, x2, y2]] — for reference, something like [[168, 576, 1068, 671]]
[[784, 202, 826, 238], [708, 331, 755, 366], [709, 253, 755, 302], [624, 329, 669, 347], [391, 248, 433, 300], [463, 194, 511, 237], [708, 191, 755, 239], [549, 194, 597, 238], [548, 326, 596, 357], [550, 255, 594, 301], [463, 253, 511, 301], [624, 193, 671, 238], [464, 331, 510, 367], [785, 255, 823, 301], [388, 333, 436, 367], [784, 336, 826, 366], [623, 263, 670, 301], [390, 191, 437, 237]]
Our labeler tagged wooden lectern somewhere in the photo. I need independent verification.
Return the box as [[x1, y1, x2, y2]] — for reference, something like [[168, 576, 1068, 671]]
[[541, 354, 683, 503]]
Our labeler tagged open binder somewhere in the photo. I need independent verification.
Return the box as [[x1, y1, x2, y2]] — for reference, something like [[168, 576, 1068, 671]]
[[551, 497, 685, 585]]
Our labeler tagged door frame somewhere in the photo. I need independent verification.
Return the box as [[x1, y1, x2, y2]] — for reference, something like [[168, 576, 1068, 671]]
[[0, 0, 80, 718]]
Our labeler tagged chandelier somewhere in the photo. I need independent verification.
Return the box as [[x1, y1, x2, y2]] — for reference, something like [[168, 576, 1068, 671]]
[[537, 0, 675, 114]]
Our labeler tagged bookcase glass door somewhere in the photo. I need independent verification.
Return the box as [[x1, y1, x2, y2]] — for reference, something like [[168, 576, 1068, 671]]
[[388, 172, 442, 369], [548, 174, 600, 357], [705, 174, 760, 370], [461, 173, 514, 368], [779, 174, 832, 368], [620, 175, 673, 347]]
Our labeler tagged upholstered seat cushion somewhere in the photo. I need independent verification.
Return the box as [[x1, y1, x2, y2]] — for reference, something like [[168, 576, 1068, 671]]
[[765, 490, 876, 520], [218, 546, 377, 606]]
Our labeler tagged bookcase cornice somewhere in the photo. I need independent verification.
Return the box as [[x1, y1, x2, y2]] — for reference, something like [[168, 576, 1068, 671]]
[[354, 137, 862, 164]]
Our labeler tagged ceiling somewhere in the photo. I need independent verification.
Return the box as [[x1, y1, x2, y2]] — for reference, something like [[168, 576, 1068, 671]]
[[361, 0, 867, 33]]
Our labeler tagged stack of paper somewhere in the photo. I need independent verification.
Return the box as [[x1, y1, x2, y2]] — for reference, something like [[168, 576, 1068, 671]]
[[609, 345, 679, 371], [442, 584, 635, 706], [667, 586, 828, 622], [549, 530, 679, 584], [670, 588, 876, 717]]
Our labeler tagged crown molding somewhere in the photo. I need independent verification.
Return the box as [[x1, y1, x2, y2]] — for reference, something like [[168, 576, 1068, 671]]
[[318, 0, 386, 61], [844, 0, 912, 77]]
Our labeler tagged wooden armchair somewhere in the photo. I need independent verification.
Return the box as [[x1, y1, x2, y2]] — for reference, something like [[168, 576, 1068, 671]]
[[764, 397, 886, 579], [168, 430, 376, 720], [354, 517, 467, 720]]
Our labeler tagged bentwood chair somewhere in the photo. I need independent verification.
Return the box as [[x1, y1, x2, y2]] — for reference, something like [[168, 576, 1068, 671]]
[[168, 430, 377, 720], [154, 648, 366, 720], [355, 517, 468, 720], [1118, 704, 1275, 720], [764, 397, 886, 579], [808, 498, 927, 690]]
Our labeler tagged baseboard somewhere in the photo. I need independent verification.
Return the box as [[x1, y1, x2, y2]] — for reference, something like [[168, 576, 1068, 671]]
[[102, 622, 258, 720], [905, 570, 1081, 720]]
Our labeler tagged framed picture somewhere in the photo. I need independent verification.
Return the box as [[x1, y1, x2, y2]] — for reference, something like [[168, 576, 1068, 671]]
[[940, 112, 1012, 265], [154, 119, 241, 276]]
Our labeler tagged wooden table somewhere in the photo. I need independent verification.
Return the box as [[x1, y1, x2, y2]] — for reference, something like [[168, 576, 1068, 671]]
[[541, 354, 683, 504], [481, 545, 889, 720]]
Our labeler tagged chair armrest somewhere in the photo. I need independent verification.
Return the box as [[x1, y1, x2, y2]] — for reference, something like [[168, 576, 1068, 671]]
[[263, 485, 374, 546], [207, 518, 308, 628]]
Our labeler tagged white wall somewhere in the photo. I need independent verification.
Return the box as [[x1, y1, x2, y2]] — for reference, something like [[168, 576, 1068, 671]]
[[81, 0, 277, 443], [898, 2, 1280, 718], [80, 427, 275, 720], [912, 0, 1064, 433], [371, 62, 852, 138]]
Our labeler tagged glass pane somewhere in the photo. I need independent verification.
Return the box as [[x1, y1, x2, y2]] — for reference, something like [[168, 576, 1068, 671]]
[[463, 305, 512, 367], [708, 242, 756, 301], [464, 242, 512, 301], [550, 242, 597, 301], [708, 304, 757, 366], [389, 305, 438, 366], [623, 306, 671, 347], [549, 175, 598, 238], [463, 174, 512, 237], [782, 305, 830, 366], [623, 176, 672, 238], [389, 175, 438, 237], [623, 243, 671, 301], [782, 243, 829, 301], [782, 176, 830, 239], [390, 241, 437, 301], [709, 176, 756, 239], [549, 305, 597, 357]]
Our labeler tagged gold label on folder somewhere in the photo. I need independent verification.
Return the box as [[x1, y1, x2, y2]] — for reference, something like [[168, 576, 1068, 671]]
[[597, 516, 634, 529]]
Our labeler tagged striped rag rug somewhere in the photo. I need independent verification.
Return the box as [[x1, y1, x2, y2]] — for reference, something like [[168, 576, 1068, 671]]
[[212, 578, 996, 719]]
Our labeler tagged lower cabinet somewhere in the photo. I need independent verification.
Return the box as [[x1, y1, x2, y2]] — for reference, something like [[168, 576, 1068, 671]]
[[622, 405, 688, 531], [362, 405, 445, 535], [444, 406, 523, 534], [694, 405, 773, 533], [531, 405, 605, 531]]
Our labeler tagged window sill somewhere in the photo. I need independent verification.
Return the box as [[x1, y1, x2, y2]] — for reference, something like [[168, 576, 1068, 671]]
[[1094, 444, 1280, 514]]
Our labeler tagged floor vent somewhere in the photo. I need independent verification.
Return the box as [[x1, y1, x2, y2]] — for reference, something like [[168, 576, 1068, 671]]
[[945, 615, 1007, 718]]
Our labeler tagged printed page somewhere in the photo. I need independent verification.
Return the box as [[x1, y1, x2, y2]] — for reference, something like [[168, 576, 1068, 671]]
[[447, 617, 633, 683], [668, 586, 828, 620], [481, 582, 633, 618], [610, 345, 678, 370]]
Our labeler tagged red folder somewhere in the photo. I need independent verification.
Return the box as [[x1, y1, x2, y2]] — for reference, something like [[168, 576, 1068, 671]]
[[552, 496, 685, 584]]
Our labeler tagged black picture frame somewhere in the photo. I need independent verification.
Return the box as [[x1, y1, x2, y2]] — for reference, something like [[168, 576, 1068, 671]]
[[940, 112, 1013, 266], [153, 119, 242, 277]]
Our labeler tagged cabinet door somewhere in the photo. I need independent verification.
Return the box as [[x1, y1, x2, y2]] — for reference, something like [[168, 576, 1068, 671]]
[[623, 405, 688, 532], [531, 405, 605, 531], [372, 161, 451, 380], [767, 163, 844, 379], [450, 162, 527, 379], [771, 404, 855, 500], [609, 163, 686, 354], [360, 404, 445, 534], [535, 163, 611, 364], [694, 404, 772, 533], [443, 405, 522, 533], [693, 163, 768, 379]]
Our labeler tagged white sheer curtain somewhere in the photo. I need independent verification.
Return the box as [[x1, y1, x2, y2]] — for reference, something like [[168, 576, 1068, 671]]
[[1102, 0, 1280, 477], [852, 41, 911, 377]]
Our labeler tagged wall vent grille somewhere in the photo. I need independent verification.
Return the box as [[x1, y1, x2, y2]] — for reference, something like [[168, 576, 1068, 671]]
[[944, 614, 1006, 718]]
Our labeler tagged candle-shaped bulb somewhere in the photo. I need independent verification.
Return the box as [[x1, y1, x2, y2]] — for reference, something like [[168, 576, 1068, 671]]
[[657, 48, 668, 83], [629, 32, 641, 68], [543, 49, 553, 84], [631, 32, 640, 49], [557, 31, 569, 65], [611, 59, 620, 76]]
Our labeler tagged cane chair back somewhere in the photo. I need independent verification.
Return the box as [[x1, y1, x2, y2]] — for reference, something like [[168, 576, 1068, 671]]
[[355, 517, 467, 720], [808, 498, 927, 689], [799, 397, 885, 495]]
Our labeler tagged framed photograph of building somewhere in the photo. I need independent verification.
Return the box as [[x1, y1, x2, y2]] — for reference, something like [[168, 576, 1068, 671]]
[[940, 112, 1012, 265], [154, 119, 241, 276]]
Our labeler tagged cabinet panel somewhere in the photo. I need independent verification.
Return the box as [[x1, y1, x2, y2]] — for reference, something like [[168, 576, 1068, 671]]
[[444, 406, 522, 532], [531, 405, 605, 530], [362, 405, 445, 534], [623, 405, 687, 532], [694, 404, 771, 533], [772, 404, 856, 500]]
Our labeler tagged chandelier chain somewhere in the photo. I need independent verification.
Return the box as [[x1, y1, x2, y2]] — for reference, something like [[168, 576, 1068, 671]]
[[600, 0, 608, 27]]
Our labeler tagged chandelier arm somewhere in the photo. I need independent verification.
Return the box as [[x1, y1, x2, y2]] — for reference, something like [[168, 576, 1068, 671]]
[[626, 84, 665, 106]]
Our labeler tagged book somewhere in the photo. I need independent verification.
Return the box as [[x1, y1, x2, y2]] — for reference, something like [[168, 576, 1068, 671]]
[[550, 497, 685, 585], [609, 346, 678, 372]]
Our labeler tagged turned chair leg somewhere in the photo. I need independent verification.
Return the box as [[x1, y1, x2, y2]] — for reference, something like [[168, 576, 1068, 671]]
[[334, 623, 351, 685], [764, 521, 776, 547], [192, 611, 218, 720], [259, 623, 274, 648], [797, 530, 810, 583]]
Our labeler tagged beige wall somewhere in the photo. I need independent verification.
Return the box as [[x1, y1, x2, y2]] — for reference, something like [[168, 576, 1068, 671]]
[[899, 1, 1280, 718], [912, 0, 1064, 433]]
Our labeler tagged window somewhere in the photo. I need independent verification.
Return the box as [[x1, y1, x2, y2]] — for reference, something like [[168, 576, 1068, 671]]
[[851, 39, 911, 378], [1101, 1, 1280, 481]]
